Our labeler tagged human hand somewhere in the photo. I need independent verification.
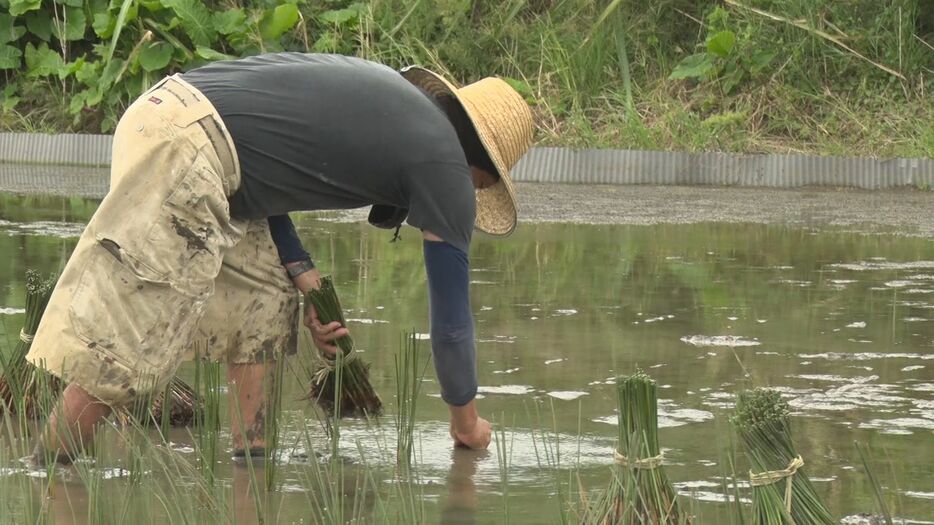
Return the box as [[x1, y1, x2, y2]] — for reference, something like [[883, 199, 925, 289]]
[[303, 304, 348, 358], [448, 401, 491, 450], [295, 268, 349, 358]]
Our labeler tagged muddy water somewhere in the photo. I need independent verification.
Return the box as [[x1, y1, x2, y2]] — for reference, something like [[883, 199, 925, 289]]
[[1, 192, 933, 524]]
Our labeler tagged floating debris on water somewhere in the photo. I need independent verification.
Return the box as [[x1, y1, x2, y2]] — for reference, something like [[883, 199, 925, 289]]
[[829, 260, 934, 271], [902, 365, 925, 372], [592, 399, 713, 428], [477, 385, 534, 395], [492, 367, 520, 375], [847, 321, 867, 328], [858, 417, 934, 435], [0, 219, 86, 238], [553, 308, 577, 316], [680, 335, 761, 347], [345, 318, 389, 325], [546, 390, 587, 401], [0, 307, 25, 315], [414, 333, 430, 340], [544, 358, 564, 365], [800, 352, 934, 361]]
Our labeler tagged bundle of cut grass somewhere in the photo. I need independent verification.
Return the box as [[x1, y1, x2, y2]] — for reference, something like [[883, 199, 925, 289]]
[[142, 377, 202, 427], [303, 276, 382, 418], [732, 388, 834, 525], [0, 270, 61, 417], [1, 270, 200, 427], [588, 370, 688, 524]]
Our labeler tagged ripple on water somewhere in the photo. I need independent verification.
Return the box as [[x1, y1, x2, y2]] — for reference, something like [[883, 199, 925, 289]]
[[680, 335, 761, 347], [799, 352, 934, 361], [476, 385, 534, 395], [859, 418, 934, 435], [593, 399, 713, 428], [829, 260, 934, 271], [275, 421, 616, 485], [546, 390, 588, 401], [0, 220, 87, 238], [0, 307, 25, 315]]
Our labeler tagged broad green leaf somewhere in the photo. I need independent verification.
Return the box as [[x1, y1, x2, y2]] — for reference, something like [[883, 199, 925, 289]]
[[195, 46, 234, 61], [58, 56, 86, 80], [312, 33, 338, 53], [93, 12, 114, 39], [212, 8, 246, 35], [51, 6, 87, 41], [502, 77, 533, 98], [24, 42, 65, 77], [138, 41, 174, 71], [59, 0, 83, 6], [25, 12, 51, 41], [2, 94, 20, 111], [68, 90, 89, 114], [668, 53, 714, 80], [0, 44, 23, 69], [706, 30, 736, 58], [162, 0, 216, 47], [0, 14, 26, 44], [748, 51, 777, 76], [76, 59, 101, 85], [319, 6, 361, 25], [9, 0, 41, 16], [720, 64, 744, 94], [139, 0, 165, 11], [97, 57, 123, 88], [259, 3, 299, 41], [1, 83, 19, 111]]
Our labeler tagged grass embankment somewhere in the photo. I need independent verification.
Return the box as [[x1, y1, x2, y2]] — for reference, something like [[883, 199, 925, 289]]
[[0, 1, 932, 157]]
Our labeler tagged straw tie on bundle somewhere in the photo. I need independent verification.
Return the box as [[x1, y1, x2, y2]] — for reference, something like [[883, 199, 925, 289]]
[[613, 450, 664, 470], [588, 370, 689, 524], [732, 389, 834, 525], [750, 455, 805, 514], [311, 345, 359, 384], [19, 330, 34, 344]]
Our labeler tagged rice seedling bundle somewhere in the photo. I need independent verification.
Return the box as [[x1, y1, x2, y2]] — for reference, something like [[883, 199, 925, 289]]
[[589, 371, 688, 524], [1, 270, 199, 426], [0, 270, 61, 417], [304, 276, 382, 418], [614, 371, 688, 523], [732, 388, 834, 525]]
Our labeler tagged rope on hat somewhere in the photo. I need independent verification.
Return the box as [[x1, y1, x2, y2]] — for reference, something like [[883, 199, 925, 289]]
[[19, 329, 34, 344], [749, 455, 805, 515], [312, 346, 359, 384], [613, 450, 664, 470]]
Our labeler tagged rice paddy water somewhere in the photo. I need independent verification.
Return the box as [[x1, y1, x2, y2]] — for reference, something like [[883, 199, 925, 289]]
[[0, 190, 932, 523]]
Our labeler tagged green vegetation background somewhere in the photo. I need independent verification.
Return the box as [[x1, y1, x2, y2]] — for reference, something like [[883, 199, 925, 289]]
[[1, 0, 932, 157]]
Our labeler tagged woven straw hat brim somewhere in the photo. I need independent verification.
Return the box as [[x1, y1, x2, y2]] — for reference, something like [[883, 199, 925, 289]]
[[401, 67, 534, 236]]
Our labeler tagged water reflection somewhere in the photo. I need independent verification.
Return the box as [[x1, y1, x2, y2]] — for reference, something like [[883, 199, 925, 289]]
[[440, 448, 486, 525], [1, 192, 933, 522]]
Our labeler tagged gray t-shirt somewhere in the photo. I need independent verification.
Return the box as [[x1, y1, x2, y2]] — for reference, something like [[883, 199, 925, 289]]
[[182, 53, 475, 252]]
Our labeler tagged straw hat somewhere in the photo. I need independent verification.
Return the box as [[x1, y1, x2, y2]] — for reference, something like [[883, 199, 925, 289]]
[[401, 66, 534, 236]]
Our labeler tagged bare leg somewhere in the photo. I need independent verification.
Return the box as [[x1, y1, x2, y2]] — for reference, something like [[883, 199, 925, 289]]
[[227, 362, 276, 454], [36, 383, 113, 464]]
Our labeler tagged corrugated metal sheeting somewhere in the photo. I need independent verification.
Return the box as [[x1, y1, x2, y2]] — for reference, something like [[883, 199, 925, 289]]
[[0, 133, 112, 167], [510, 147, 934, 189], [1, 133, 932, 189], [0, 163, 109, 198]]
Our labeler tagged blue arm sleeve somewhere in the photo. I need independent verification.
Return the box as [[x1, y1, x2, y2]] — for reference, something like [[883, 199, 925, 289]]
[[423, 240, 477, 406], [267, 215, 311, 265]]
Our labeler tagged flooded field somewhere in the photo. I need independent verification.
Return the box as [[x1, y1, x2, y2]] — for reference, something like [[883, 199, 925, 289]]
[[1, 191, 933, 523]]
